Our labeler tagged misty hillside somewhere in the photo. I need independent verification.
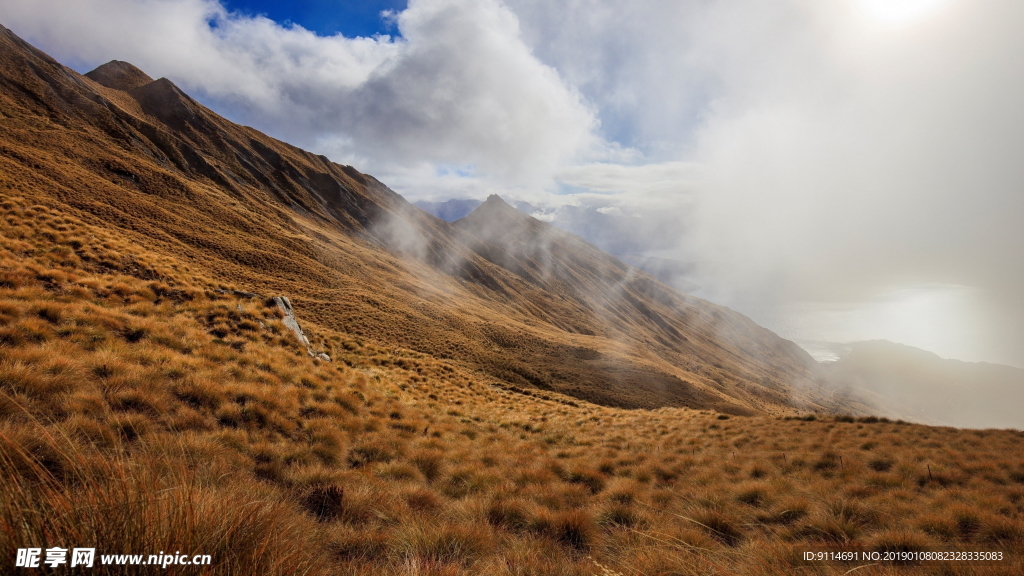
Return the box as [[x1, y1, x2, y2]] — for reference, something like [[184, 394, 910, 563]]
[[617, 255, 701, 293], [0, 23, 843, 416], [820, 340, 1024, 429], [453, 195, 831, 411], [417, 197, 679, 258], [417, 197, 701, 293]]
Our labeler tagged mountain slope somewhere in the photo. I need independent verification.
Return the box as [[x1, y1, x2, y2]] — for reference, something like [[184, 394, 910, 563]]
[[453, 195, 829, 411], [0, 23, 834, 415]]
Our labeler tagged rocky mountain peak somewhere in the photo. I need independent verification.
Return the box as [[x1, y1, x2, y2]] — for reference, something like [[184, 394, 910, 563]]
[[85, 59, 154, 91]]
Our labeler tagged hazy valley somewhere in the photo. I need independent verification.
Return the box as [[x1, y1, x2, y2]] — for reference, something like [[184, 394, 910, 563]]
[[818, 341, 1024, 430]]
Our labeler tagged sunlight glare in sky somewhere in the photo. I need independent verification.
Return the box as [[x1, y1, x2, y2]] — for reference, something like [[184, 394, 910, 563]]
[[856, 0, 953, 26], [764, 284, 993, 364]]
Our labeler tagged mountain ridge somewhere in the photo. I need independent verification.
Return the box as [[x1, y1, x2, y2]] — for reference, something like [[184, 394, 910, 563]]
[[0, 23, 841, 416]]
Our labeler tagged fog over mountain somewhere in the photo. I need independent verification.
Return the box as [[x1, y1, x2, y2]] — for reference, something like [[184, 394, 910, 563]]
[[819, 340, 1024, 429], [417, 198, 701, 293], [0, 23, 843, 417], [414, 198, 482, 223], [416, 198, 678, 258], [4, 0, 1021, 369]]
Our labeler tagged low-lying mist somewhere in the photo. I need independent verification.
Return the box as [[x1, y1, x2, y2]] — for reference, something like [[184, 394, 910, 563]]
[[818, 340, 1024, 430]]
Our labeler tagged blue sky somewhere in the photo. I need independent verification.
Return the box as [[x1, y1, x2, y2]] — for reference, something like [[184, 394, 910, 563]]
[[221, 0, 406, 37]]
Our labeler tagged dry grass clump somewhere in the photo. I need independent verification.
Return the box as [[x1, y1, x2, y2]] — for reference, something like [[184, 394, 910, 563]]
[[0, 423, 329, 576], [2, 197, 1024, 574]]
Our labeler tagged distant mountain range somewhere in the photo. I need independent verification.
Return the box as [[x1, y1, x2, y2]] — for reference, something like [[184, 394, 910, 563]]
[[416, 200, 700, 293], [819, 340, 1024, 429], [413, 198, 483, 222], [415, 198, 680, 256]]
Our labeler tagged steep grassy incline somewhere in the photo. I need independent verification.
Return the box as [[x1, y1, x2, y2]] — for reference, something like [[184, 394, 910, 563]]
[[0, 24, 839, 414]]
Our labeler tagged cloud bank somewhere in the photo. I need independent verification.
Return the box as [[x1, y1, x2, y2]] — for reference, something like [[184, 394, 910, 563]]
[[0, 0, 599, 183], [508, 0, 1024, 366]]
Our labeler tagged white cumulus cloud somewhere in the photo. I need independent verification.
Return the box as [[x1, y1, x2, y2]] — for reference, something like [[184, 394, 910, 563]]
[[0, 0, 601, 183]]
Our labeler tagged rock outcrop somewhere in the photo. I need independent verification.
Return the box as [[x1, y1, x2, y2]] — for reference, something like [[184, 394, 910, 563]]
[[272, 296, 331, 362]]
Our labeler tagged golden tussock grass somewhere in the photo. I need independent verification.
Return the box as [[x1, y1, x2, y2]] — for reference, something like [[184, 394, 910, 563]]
[[2, 197, 1024, 576]]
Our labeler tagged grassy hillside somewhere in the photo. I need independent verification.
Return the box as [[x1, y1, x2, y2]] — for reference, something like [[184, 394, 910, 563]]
[[0, 22, 843, 417], [3, 197, 1024, 575]]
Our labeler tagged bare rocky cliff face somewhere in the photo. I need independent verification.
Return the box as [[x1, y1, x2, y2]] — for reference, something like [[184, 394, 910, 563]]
[[0, 23, 847, 416]]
